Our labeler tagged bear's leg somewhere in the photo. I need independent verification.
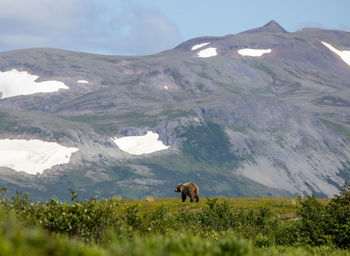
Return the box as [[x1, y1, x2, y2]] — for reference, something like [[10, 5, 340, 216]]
[[182, 194, 187, 202], [189, 196, 194, 202], [195, 195, 199, 202]]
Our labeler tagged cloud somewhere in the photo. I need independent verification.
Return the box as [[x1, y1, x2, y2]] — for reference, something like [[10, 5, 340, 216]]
[[86, 3, 183, 55], [294, 22, 350, 32], [0, 0, 183, 55], [338, 25, 350, 32]]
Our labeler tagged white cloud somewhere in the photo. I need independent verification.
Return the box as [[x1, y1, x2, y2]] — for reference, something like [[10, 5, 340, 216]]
[[0, 0, 90, 35], [338, 25, 350, 32], [0, 0, 182, 55], [294, 22, 350, 32], [91, 3, 182, 55]]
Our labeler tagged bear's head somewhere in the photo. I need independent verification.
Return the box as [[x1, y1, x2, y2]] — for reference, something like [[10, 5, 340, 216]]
[[175, 184, 184, 193]]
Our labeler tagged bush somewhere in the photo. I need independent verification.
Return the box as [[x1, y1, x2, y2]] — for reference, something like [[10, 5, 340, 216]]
[[0, 188, 117, 243], [325, 183, 350, 248], [0, 208, 104, 256], [296, 193, 330, 246], [295, 183, 350, 248], [198, 198, 234, 231], [2, 184, 350, 251]]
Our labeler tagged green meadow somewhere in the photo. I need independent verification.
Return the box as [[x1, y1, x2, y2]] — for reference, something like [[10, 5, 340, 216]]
[[0, 185, 349, 256]]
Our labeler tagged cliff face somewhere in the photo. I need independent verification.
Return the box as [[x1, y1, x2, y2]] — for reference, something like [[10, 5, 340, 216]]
[[0, 21, 350, 200]]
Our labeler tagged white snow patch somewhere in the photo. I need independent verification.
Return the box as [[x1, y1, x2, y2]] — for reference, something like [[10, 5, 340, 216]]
[[77, 80, 89, 84], [112, 131, 169, 155], [0, 69, 69, 99], [0, 139, 79, 175], [322, 41, 350, 67], [237, 48, 271, 57], [191, 42, 210, 51], [197, 47, 217, 58], [164, 86, 169, 89]]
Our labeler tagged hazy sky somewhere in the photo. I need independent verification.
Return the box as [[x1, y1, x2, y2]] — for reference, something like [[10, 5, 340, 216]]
[[0, 0, 349, 55]]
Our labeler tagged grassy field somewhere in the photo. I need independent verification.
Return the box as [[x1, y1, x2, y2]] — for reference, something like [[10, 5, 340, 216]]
[[0, 186, 349, 256], [110, 197, 308, 220]]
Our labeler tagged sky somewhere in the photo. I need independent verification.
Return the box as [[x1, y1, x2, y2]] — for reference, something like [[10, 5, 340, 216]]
[[0, 0, 349, 55]]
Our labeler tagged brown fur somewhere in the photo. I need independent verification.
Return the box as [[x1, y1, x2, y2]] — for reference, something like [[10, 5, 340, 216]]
[[175, 182, 199, 202]]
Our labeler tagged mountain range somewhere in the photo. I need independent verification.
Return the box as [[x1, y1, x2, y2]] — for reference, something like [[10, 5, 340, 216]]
[[0, 20, 350, 200]]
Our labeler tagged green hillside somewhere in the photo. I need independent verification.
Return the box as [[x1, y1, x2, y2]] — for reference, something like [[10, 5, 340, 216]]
[[1, 185, 350, 255]]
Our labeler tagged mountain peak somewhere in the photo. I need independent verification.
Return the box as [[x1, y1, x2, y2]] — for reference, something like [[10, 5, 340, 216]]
[[262, 20, 287, 33], [244, 20, 288, 34]]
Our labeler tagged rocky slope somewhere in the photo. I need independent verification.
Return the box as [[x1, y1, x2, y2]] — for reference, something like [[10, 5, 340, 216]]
[[0, 20, 350, 200]]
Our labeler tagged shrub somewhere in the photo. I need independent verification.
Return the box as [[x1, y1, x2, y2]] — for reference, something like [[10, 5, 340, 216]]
[[296, 193, 330, 246], [199, 198, 234, 231], [295, 183, 350, 248], [0, 208, 104, 256], [2, 184, 350, 251], [0, 188, 117, 243], [325, 183, 350, 248]]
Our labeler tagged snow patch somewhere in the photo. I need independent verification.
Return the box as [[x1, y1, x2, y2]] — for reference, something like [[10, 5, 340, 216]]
[[0, 139, 79, 175], [191, 42, 210, 51], [77, 80, 89, 84], [164, 86, 169, 90], [0, 69, 69, 99], [237, 48, 271, 57], [197, 47, 217, 58], [322, 41, 350, 67], [112, 131, 169, 155]]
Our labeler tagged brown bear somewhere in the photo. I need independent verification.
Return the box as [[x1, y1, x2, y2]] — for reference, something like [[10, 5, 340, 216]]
[[175, 182, 199, 202]]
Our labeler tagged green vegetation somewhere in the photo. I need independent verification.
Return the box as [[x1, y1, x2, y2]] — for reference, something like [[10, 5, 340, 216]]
[[1, 185, 350, 255], [61, 108, 195, 135], [178, 122, 240, 168], [61, 112, 156, 134]]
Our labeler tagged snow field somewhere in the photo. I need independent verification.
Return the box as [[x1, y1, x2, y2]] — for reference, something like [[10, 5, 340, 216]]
[[112, 131, 169, 155], [0, 139, 79, 175], [0, 69, 69, 99], [197, 47, 217, 58], [191, 42, 210, 51], [77, 80, 89, 84], [237, 48, 272, 57], [322, 41, 350, 67]]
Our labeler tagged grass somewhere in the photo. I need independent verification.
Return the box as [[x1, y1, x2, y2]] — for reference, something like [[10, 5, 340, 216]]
[[108, 197, 327, 221]]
